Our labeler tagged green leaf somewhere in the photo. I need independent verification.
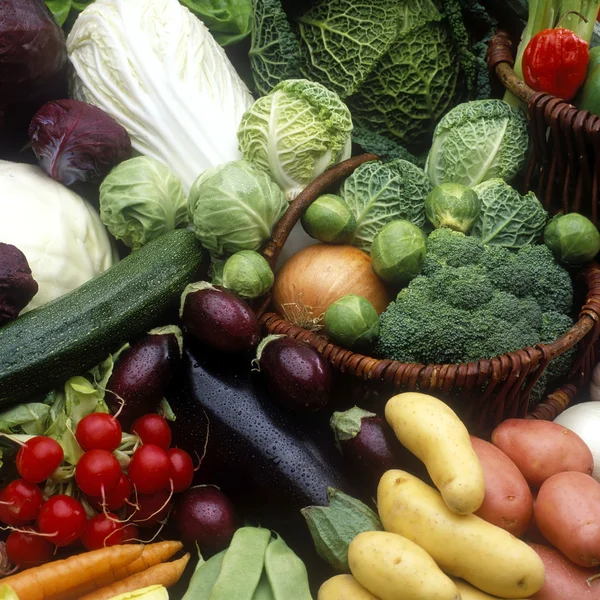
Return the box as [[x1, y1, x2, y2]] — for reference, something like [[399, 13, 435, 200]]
[[249, 0, 302, 96], [179, 0, 252, 46], [0, 403, 51, 436], [45, 0, 72, 26], [297, 0, 401, 98], [45, 411, 83, 466], [65, 376, 108, 426], [90, 342, 130, 398]]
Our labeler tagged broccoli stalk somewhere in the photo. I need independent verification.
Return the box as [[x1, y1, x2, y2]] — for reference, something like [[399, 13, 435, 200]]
[[506, 0, 600, 106]]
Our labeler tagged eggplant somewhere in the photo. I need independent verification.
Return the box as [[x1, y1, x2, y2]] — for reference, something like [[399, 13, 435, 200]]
[[106, 326, 182, 430], [166, 338, 357, 591]]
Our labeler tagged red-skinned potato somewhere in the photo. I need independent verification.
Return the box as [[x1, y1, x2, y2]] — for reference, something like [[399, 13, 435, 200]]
[[535, 471, 600, 568], [470, 436, 533, 537], [491, 419, 594, 488], [529, 543, 600, 599]]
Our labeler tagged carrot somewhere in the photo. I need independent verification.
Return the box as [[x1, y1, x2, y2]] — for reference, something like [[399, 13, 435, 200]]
[[78, 553, 191, 600], [1, 544, 144, 600], [113, 540, 184, 580]]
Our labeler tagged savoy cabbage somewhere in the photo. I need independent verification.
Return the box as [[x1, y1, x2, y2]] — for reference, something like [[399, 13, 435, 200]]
[[339, 159, 432, 252]]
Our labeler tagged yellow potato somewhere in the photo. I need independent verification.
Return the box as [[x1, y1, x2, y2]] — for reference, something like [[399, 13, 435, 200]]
[[318, 575, 380, 600], [348, 531, 460, 600], [385, 392, 485, 514], [377, 470, 545, 599], [452, 579, 528, 600]]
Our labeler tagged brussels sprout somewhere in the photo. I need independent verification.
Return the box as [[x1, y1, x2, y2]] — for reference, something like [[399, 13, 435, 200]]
[[323, 295, 380, 352], [425, 183, 481, 234], [301, 194, 356, 243], [370, 220, 427, 286], [99, 156, 188, 250], [188, 160, 287, 256], [544, 213, 600, 265], [222, 250, 274, 299]]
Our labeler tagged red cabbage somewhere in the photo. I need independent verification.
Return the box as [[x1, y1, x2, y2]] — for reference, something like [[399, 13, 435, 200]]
[[29, 99, 133, 186]]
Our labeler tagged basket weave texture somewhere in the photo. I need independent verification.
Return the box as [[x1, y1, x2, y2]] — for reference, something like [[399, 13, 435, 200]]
[[487, 31, 600, 224], [257, 158, 600, 434]]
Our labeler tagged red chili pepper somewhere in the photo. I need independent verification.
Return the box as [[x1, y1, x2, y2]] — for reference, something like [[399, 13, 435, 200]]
[[522, 28, 589, 101]]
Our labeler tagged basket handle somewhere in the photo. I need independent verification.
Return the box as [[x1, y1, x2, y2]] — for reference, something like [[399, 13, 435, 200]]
[[261, 153, 379, 270]]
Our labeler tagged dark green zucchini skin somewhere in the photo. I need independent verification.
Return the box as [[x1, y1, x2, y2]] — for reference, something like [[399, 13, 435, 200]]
[[0, 229, 207, 407]]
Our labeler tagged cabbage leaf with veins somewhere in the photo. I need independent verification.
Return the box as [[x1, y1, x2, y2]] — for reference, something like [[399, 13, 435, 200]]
[[66, 0, 254, 192], [237, 79, 353, 201]]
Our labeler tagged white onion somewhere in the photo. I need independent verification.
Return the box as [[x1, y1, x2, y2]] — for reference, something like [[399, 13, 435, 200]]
[[554, 402, 600, 482]]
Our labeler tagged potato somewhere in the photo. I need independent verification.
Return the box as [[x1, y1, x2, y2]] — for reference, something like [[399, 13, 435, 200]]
[[529, 543, 600, 599], [534, 471, 600, 568], [452, 579, 528, 599], [470, 436, 533, 537], [318, 575, 380, 600], [385, 392, 485, 514], [378, 470, 545, 598], [348, 531, 460, 600], [491, 419, 594, 488]]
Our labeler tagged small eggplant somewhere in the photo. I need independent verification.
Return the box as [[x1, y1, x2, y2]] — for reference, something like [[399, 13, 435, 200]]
[[106, 325, 183, 430], [179, 282, 260, 353], [330, 406, 404, 491], [253, 335, 332, 412]]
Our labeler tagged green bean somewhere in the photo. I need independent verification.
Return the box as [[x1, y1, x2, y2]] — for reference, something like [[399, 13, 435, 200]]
[[252, 573, 275, 600], [210, 527, 272, 600], [181, 549, 227, 600], [265, 534, 313, 599]]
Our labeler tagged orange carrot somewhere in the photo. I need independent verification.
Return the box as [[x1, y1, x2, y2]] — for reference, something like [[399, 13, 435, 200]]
[[78, 553, 191, 600], [1, 544, 144, 600], [113, 540, 184, 580]]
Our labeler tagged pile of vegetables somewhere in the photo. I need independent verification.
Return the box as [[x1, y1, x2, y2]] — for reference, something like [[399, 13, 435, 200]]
[[3, 0, 600, 598]]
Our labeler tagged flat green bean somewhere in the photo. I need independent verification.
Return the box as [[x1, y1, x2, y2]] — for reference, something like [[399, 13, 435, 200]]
[[252, 573, 275, 600], [181, 549, 227, 600], [265, 534, 313, 600], [210, 527, 272, 600]]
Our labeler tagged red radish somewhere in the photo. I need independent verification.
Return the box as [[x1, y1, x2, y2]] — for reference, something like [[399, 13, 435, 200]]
[[167, 448, 194, 493], [120, 522, 139, 543], [81, 513, 124, 550], [173, 486, 237, 552], [127, 490, 171, 528], [75, 413, 122, 452], [88, 474, 132, 512], [132, 414, 172, 450], [5, 529, 53, 567], [75, 450, 121, 497], [37, 495, 87, 546], [0, 479, 43, 523], [16, 436, 63, 483], [128, 444, 171, 494]]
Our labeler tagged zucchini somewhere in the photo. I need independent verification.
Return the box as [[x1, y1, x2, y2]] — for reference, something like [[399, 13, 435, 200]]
[[0, 229, 207, 406]]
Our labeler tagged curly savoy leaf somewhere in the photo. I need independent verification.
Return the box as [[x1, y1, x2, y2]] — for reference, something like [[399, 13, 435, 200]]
[[472, 179, 548, 250], [249, 0, 301, 96], [297, 0, 400, 99], [340, 159, 432, 252]]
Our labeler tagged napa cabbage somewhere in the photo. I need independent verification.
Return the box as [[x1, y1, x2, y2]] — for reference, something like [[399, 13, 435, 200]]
[[66, 0, 254, 192]]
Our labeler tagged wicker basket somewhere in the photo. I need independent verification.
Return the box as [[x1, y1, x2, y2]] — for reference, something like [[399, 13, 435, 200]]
[[487, 30, 600, 224], [257, 156, 600, 434]]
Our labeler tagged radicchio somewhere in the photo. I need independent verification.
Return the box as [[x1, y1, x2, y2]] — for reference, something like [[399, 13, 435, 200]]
[[29, 99, 133, 186], [0, 243, 38, 325]]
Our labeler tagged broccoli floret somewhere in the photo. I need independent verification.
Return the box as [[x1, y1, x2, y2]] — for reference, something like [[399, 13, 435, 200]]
[[540, 311, 576, 381], [480, 245, 530, 297], [425, 228, 484, 269], [514, 245, 574, 314], [430, 266, 493, 310]]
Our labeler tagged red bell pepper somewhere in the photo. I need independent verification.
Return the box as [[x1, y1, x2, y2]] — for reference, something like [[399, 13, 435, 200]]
[[522, 27, 589, 101]]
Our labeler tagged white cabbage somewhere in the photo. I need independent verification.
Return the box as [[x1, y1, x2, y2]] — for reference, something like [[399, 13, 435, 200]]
[[67, 0, 254, 192], [0, 161, 116, 312]]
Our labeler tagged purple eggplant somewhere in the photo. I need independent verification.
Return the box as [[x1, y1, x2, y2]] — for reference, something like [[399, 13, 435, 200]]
[[173, 485, 238, 553], [180, 282, 260, 353], [106, 325, 182, 430], [254, 335, 332, 412]]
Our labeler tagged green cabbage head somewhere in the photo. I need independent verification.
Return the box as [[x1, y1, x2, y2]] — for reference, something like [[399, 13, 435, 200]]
[[238, 79, 353, 200], [426, 100, 529, 188], [99, 156, 188, 251], [188, 160, 287, 256]]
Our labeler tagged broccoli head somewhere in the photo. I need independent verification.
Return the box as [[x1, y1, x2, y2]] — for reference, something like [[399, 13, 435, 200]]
[[425, 228, 484, 269], [430, 265, 493, 310]]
